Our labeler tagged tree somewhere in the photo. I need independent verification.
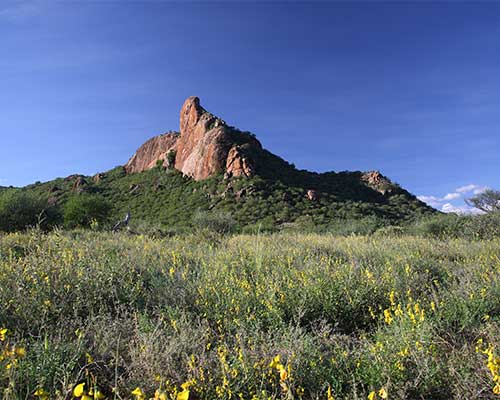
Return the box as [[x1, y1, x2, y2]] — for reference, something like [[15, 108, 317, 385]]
[[465, 189, 500, 213], [0, 190, 59, 232], [63, 194, 111, 228]]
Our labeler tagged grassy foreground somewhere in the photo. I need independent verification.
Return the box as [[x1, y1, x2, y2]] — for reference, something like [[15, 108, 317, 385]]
[[0, 231, 499, 400]]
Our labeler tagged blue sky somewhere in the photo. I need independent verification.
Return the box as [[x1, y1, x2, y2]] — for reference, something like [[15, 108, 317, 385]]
[[1, 1, 499, 212]]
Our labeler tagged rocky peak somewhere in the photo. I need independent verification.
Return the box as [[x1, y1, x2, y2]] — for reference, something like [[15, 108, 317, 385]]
[[179, 97, 208, 136], [125, 97, 262, 181]]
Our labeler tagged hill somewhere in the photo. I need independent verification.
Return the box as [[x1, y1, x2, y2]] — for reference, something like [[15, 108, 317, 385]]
[[6, 97, 435, 231]]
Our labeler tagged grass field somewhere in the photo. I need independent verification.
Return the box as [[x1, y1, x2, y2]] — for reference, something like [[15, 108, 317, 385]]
[[0, 230, 499, 399]]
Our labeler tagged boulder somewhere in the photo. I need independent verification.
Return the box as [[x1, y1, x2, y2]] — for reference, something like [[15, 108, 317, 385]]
[[72, 176, 87, 193], [93, 173, 104, 183], [307, 189, 319, 201]]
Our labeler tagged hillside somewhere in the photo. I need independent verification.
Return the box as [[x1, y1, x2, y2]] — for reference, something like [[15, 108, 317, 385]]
[[8, 97, 434, 231]]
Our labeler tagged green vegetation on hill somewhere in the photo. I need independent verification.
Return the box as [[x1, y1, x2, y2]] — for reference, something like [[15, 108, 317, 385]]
[[1, 231, 500, 399], [2, 161, 435, 233]]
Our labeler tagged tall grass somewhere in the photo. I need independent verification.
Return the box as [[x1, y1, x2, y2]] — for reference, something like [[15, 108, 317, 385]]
[[0, 230, 499, 399]]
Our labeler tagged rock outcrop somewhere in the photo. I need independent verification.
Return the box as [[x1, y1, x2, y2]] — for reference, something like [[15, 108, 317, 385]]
[[225, 145, 257, 179], [361, 171, 394, 194], [124, 97, 262, 181], [306, 189, 319, 201], [93, 173, 104, 184], [125, 132, 178, 174]]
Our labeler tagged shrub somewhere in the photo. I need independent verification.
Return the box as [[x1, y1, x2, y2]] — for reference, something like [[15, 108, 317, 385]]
[[326, 216, 384, 236], [155, 159, 165, 170], [374, 225, 406, 237], [63, 194, 111, 228], [410, 212, 500, 240], [166, 150, 176, 168], [0, 190, 59, 232], [192, 210, 236, 234]]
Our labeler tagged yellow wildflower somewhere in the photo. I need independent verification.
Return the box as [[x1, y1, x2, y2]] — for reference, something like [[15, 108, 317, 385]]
[[379, 387, 388, 399], [131, 387, 146, 400], [15, 346, 26, 357], [73, 383, 86, 398], [368, 391, 376, 400], [389, 290, 396, 306], [93, 390, 106, 399], [269, 355, 281, 369], [180, 381, 192, 390], [384, 309, 393, 325], [177, 389, 189, 400], [494, 384, 500, 394], [279, 366, 288, 381], [327, 385, 335, 400], [154, 390, 168, 400], [34, 388, 49, 400], [0, 328, 7, 341]]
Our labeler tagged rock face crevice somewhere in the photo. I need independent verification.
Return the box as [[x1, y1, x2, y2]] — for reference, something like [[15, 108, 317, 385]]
[[124, 96, 262, 181]]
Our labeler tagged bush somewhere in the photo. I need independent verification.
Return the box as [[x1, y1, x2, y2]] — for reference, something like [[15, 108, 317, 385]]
[[374, 225, 406, 237], [166, 150, 176, 168], [410, 212, 500, 240], [192, 210, 236, 234], [326, 216, 384, 236], [155, 159, 165, 170], [63, 194, 111, 228], [411, 214, 466, 238], [0, 190, 59, 232]]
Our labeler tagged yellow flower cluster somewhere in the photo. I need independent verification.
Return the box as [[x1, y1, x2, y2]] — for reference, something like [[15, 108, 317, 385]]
[[368, 387, 388, 399], [131, 381, 190, 400], [0, 327, 25, 371], [34, 388, 50, 400], [382, 291, 426, 327], [476, 339, 500, 394], [269, 355, 291, 393], [73, 382, 106, 400]]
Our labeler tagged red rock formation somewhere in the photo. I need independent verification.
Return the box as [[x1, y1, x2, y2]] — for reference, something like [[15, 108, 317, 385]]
[[361, 171, 393, 194], [175, 97, 233, 180], [225, 145, 256, 178], [93, 173, 104, 183], [306, 189, 319, 201], [125, 96, 262, 181], [72, 176, 87, 193], [125, 133, 178, 174]]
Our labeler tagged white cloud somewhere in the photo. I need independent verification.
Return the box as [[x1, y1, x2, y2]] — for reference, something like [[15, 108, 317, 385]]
[[473, 186, 489, 195], [443, 192, 461, 201], [441, 203, 465, 214], [455, 184, 487, 194], [418, 182, 491, 214], [417, 195, 442, 208], [441, 203, 483, 215]]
